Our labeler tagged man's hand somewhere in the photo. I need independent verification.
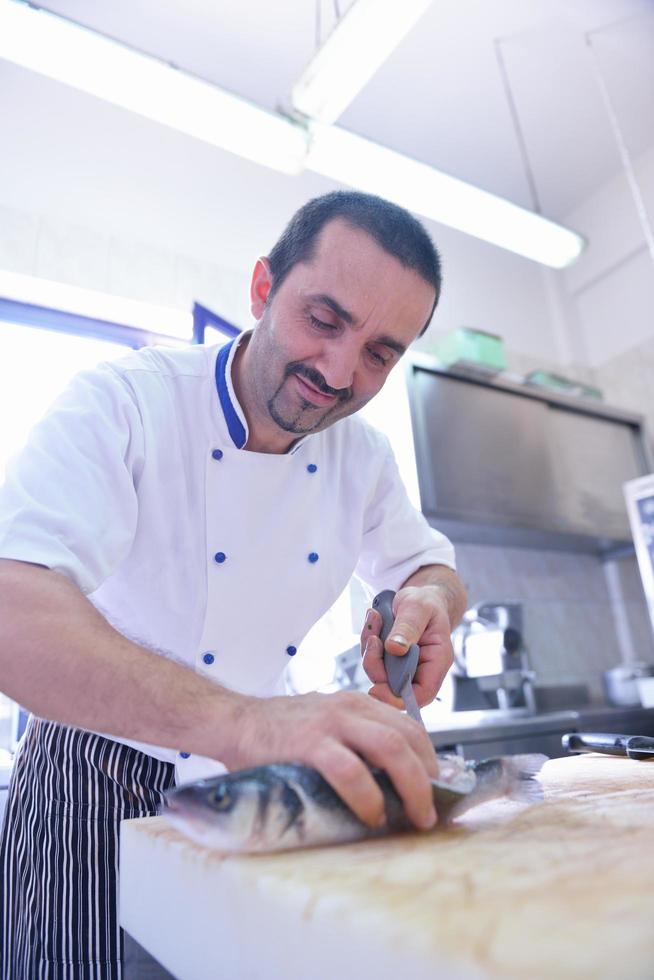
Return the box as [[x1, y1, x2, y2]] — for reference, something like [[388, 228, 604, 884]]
[[223, 690, 439, 832], [361, 584, 455, 709]]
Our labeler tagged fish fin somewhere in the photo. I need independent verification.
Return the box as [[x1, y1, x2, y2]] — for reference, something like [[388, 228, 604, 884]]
[[278, 781, 305, 836], [502, 753, 548, 803]]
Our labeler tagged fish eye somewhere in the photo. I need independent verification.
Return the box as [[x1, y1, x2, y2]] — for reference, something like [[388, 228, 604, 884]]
[[211, 784, 233, 812]]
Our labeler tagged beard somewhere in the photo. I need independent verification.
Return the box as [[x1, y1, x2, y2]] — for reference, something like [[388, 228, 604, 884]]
[[267, 361, 353, 435]]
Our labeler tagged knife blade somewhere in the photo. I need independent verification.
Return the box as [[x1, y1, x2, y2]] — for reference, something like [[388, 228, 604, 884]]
[[562, 732, 654, 760], [372, 589, 425, 728]]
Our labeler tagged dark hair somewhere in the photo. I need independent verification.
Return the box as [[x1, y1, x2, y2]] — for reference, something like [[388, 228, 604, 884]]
[[267, 191, 442, 336]]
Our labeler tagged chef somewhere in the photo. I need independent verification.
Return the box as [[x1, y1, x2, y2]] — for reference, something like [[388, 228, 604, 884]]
[[0, 190, 467, 978]]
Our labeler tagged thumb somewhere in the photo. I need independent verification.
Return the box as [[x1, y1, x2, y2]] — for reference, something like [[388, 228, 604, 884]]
[[385, 592, 430, 654], [385, 617, 422, 656]]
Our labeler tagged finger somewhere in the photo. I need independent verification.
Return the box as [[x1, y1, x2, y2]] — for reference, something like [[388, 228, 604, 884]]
[[344, 720, 438, 830], [361, 635, 387, 684], [359, 607, 382, 656], [367, 682, 406, 710], [385, 595, 431, 655], [365, 692, 440, 779], [390, 711, 440, 778], [311, 739, 386, 828], [411, 642, 455, 706]]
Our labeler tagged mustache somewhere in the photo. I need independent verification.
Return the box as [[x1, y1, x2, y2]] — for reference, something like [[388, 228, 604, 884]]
[[286, 363, 352, 403]]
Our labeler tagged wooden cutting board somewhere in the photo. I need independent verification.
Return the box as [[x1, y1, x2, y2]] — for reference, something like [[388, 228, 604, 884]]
[[120, 755, 654, 980]]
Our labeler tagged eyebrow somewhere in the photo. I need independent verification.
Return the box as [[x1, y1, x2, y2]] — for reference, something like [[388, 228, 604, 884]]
[[308, 293, 407, 358], [309, 293, 355, 324]]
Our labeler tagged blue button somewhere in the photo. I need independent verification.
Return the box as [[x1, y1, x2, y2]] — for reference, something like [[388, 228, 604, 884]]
[[307, 463, 317, 473], [180, 752, 191, 759], [212, 449, 224, 461], [214, 552, 227, 564], [308, 552, 319, 563], [286, 645, 297, 657], [202, 652, 215, 665]]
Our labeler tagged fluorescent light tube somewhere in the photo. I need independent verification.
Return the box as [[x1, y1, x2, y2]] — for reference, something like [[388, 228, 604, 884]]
[[292, 0, 433, 124], [0, 0, 585, 267], [0, 270, 192, 341], [0, 0, 308, 174], [306, 123, 586, 268]]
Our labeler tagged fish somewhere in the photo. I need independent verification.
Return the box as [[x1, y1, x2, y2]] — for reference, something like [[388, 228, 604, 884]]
[[163, 753, 546, 854]]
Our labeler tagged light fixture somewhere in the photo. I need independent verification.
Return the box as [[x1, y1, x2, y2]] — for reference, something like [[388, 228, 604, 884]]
[[0, 270, 192, 342], [291, 0, 433, 125], [0, 0, 586, 268], [305, 123, 586, 268], [0, 0, 308, 175]]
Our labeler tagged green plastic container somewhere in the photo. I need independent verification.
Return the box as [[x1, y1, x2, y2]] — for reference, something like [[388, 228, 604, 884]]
[[525, 370, 603, 401], [433, 327, 507, 372]]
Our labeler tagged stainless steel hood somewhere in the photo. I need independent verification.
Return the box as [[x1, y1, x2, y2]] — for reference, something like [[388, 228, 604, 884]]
[[406, 354, 653, 555]]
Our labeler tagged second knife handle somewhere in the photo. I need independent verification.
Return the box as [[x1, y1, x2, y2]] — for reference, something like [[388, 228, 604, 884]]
[[562, 732, 632, 756]]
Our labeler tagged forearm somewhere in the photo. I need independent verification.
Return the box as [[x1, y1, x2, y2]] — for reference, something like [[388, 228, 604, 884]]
[[401, 564, 468, 628], [0, 560, 443, 829], [0, 559, 248, 763]]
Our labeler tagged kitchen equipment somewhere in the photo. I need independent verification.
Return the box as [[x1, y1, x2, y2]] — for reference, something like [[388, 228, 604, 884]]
[[406, 355, 651, 554], [562, 731, 654, 760], [372, 590, 422, 726], [624, 472, 654, 637], [637, 676, 654, 708], [451, 602, 536, 713], [602, 662, 654, 707]]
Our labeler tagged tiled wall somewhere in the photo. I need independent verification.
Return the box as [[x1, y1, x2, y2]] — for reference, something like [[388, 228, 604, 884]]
[[452, 542, 654, 703], [594, 335, 654, 451]]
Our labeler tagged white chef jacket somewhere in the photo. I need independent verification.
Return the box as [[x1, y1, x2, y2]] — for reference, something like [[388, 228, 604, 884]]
[[0, 333, 455, 782]]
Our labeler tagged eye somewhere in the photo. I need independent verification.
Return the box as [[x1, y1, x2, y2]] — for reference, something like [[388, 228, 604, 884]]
[[211, 784, 232, 811], [309, 314, 336, 332], [366, 346, 390, 368]]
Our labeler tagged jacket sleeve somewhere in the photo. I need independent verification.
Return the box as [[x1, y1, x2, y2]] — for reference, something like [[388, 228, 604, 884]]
[[0, 363, 144, 595], [355, 431, 456, 595]]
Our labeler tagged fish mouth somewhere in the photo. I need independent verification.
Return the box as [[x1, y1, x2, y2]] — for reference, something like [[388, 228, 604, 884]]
[[164, 801, 245, 852]]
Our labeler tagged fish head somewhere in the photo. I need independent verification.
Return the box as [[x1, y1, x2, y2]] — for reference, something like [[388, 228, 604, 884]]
[[164, 765, 304, 853]]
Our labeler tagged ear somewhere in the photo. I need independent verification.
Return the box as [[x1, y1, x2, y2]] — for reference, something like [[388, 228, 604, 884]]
[[250, 257, 273, 320]]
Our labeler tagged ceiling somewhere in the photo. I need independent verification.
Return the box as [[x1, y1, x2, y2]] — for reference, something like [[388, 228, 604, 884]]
[[26, 0, 654, 222]]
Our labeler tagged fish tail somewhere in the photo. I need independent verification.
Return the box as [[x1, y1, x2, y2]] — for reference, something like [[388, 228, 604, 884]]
[[500, 753, 547, 803]]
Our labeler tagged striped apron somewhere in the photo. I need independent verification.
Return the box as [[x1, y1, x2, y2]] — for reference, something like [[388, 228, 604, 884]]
[[0, 717, 176, 979]]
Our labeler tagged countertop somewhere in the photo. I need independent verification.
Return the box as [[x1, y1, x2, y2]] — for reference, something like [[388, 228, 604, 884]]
[[120, 754, 654, 980], [424, 704, 654, 744]]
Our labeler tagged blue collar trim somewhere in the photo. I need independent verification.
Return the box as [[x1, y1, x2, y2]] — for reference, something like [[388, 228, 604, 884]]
[[215, 339, 247, 449]]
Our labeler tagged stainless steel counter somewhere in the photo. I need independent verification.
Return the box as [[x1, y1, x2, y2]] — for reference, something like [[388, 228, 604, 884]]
[[427, 705, 654, 759]]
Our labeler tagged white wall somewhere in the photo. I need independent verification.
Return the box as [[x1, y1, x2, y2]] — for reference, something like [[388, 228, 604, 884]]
[[560, 144, 654, 370]]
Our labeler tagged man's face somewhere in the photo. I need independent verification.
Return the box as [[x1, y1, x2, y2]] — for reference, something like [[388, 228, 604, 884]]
[[242, 219, 436, 451]]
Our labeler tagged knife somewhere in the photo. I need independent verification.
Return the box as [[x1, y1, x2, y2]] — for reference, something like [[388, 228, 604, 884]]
[[562, 732, 654, 760], [372, 589, 424, 728]]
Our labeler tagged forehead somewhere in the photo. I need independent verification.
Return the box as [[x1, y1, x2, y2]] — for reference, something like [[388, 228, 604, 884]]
[[305, 218, 419, 286], [282, 219, 436, 336]]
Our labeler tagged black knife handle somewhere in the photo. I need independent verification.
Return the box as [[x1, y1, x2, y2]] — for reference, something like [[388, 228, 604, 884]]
[[372, 590, 420, 698], [562, 732, 632, 757]]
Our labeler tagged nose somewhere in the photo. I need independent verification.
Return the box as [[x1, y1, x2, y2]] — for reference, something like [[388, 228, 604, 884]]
[[313, 337, 358, 393]]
